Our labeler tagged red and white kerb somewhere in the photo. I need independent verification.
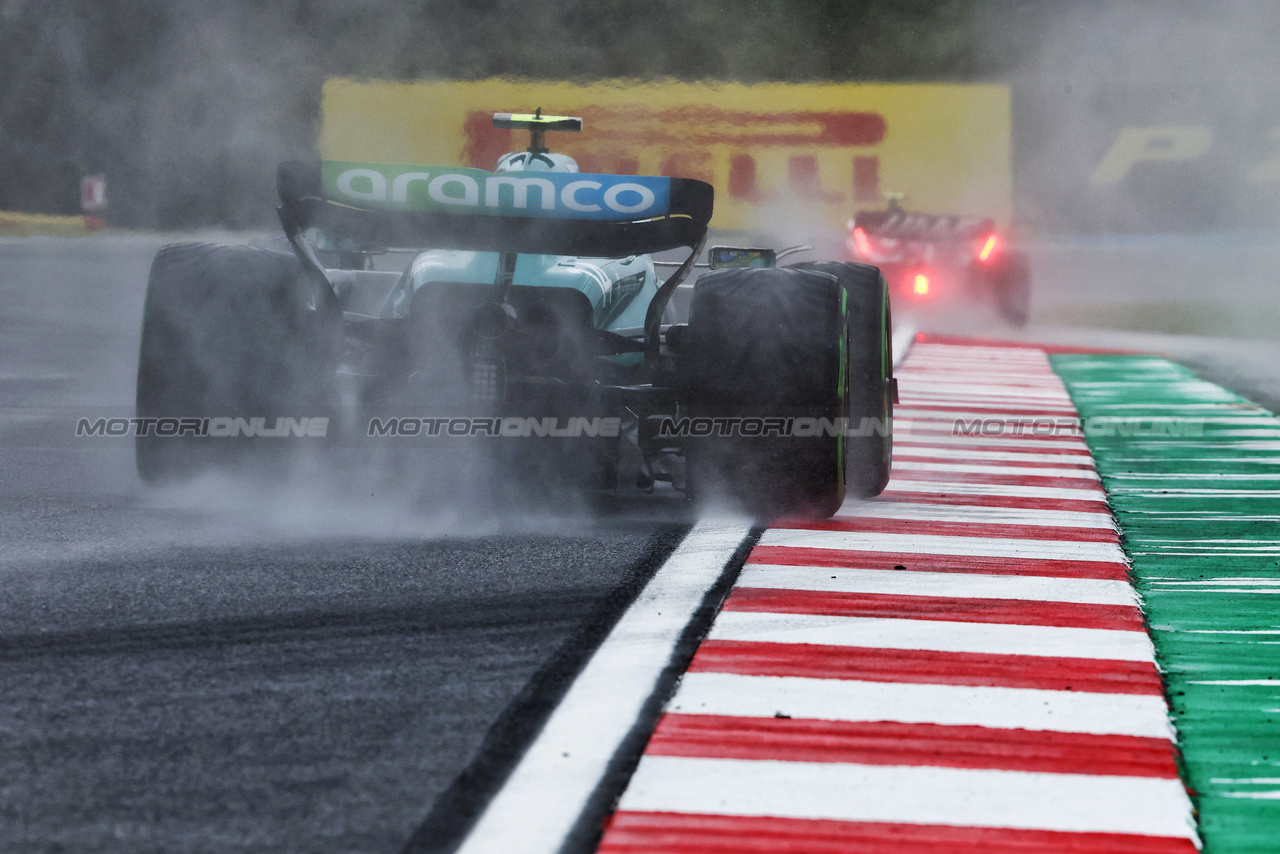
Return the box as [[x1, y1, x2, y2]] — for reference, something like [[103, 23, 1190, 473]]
[[597, 341, 1197, 853]]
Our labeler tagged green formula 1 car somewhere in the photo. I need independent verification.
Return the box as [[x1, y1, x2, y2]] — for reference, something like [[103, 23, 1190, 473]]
[[135, 111, 894, 519]]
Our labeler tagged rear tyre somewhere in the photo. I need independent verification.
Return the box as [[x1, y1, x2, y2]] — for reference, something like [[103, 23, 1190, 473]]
[[790, 262, 893, 498], [992, 249, 1031, 327], [685, 266, 849, 521], [135, 243, 337, 482]]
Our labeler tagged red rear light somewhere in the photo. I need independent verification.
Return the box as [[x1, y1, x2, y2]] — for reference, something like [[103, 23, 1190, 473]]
[[852, 226, 873, 258], [978, 234, 998, 262], [912, 273, 930, 295]]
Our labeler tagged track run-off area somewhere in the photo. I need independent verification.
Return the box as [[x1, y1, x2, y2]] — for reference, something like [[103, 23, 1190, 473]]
[[461, 338, 1280, 854]]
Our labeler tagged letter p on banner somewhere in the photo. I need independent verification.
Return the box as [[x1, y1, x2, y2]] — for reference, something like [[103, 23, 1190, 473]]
[[1090, 126, 1212, 185]]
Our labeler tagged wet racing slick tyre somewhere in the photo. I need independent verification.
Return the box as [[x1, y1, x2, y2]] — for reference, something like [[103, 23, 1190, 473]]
[[992, 249, 1031, 327], [686, 265, 853, 521], [134, 243, 337, 482], [789, 261, 893, 498]]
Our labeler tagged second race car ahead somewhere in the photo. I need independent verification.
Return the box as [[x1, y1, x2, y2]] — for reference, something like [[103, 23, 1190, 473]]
[[847, 199, 1030, 326]]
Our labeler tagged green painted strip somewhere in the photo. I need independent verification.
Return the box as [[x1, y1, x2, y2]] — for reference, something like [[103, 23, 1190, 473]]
[[1053, 353, 1280, 853]]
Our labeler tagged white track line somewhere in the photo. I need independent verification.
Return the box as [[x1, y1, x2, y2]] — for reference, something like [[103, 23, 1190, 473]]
[[895, 407, 1076, 419], [897, 420, 1071, 439], [454, 520, 752, 854], [891, 322, 916, 369], [907, 375, 1065, 385], [893, 446, 1099, 465], [895, 435, 1091, 451], [737, 563, 1139, 606], [910, 350, 1050, 358], [907, 377, 1050, 384], [757, 528, 1126, 562], [909, 343, 1049, 357], [895, 407, 1080, 421], [669, 673, 1174, 738], [904, 399, 1079, 414], [900, 387, 1073, 401], [890, 460, 1101, 480], [833, 500, 1115, 529], [898, 402, 1078, 414], [908, 359, 1052, 366], [617, 756, 1196, 838], [880, 479, 1107, 501], [708, 612, 1155, 661], [899, 383, 1073, 401], [896, 419, 1082, 436]]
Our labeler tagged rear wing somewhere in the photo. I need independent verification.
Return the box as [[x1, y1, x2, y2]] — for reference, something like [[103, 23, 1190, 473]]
[[854, 210, 995, 241], [277, 160, 713, 258]]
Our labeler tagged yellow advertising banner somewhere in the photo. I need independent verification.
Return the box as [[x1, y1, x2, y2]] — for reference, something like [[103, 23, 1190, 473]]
[[320, 78, 1010, 233]]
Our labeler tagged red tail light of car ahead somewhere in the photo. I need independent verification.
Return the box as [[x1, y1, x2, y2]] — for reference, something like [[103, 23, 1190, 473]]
[[912, 273, 930, 296], [852, 226, 873, 258], [977, 233, 998, 262]]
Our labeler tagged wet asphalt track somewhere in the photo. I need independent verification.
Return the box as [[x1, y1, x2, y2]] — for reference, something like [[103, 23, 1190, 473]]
[[4, 235, 1280, 853], [0, 236, 690, 853]]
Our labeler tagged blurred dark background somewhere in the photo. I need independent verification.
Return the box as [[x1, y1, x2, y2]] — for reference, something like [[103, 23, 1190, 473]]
[[2, 0, 1277, 232]]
